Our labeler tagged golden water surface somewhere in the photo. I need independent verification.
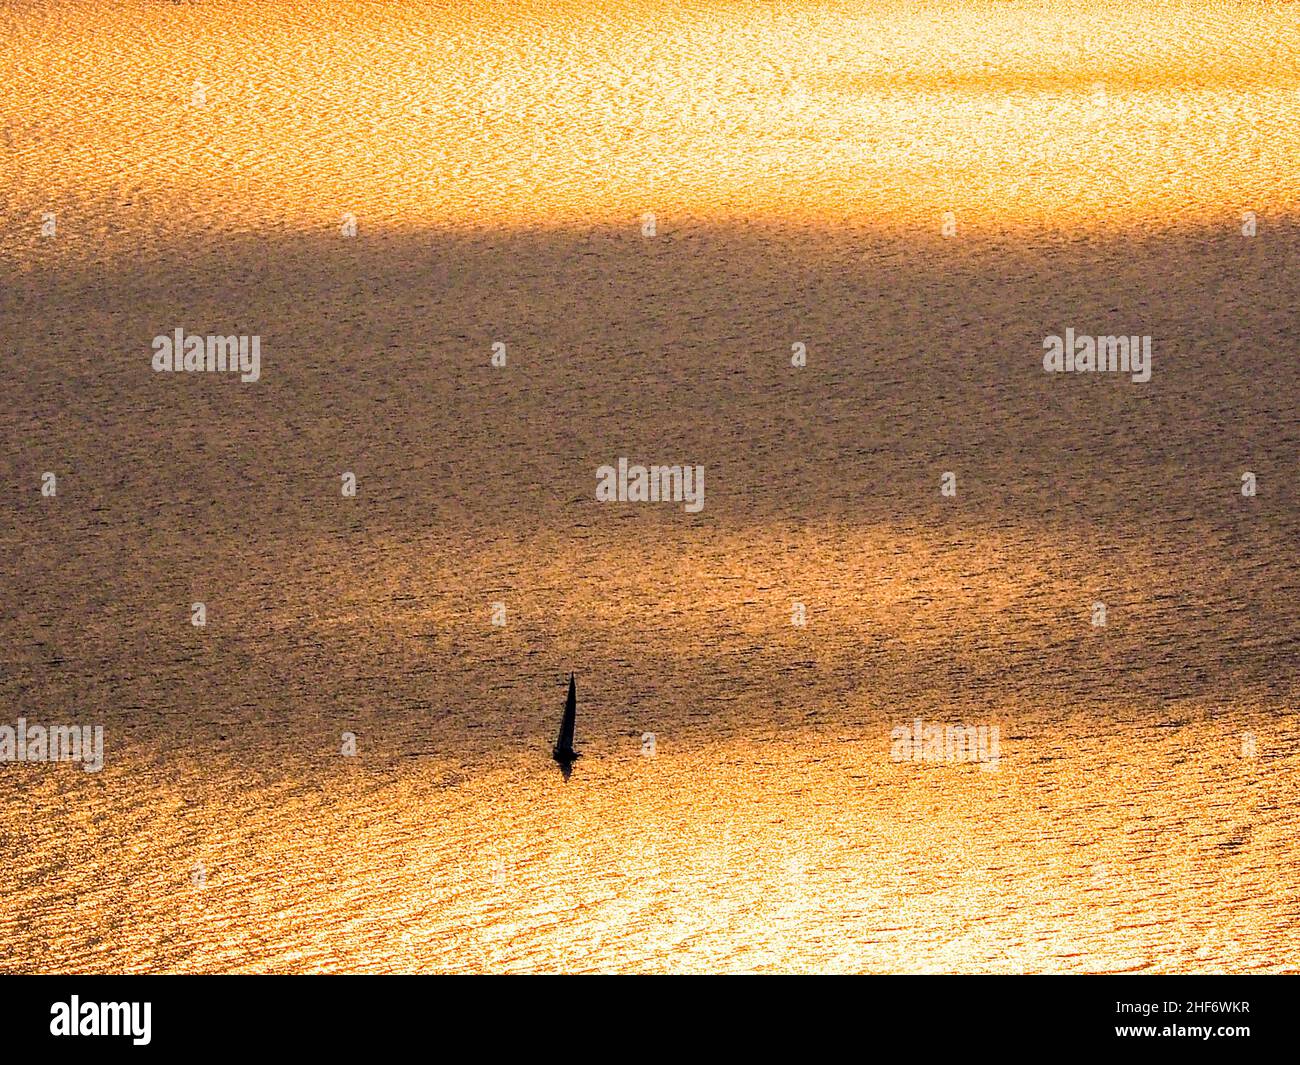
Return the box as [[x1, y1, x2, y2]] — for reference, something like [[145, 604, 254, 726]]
[[1, 0, 1297, 972]]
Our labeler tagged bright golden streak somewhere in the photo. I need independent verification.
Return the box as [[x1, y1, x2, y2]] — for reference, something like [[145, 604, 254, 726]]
[[1, 0, 1297, 238]]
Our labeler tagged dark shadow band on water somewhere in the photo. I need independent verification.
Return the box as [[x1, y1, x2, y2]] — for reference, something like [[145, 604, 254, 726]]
[[0, 219, 1296, 773]]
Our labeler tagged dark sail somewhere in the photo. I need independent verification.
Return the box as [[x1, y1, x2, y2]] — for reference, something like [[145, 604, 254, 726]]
[[553, 674, 578, 761]]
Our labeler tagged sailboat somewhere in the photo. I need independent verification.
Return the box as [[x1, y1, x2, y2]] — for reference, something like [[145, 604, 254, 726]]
[[553, 673, 580, 769]]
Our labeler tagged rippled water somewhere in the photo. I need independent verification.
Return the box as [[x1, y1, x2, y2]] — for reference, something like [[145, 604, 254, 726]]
[[1, 1, 1297, 973]]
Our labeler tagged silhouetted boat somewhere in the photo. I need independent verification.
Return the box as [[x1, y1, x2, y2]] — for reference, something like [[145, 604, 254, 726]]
[[553, 674, 579, 768]]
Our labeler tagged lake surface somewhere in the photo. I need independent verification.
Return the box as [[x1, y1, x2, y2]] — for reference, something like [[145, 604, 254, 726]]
[[1, 0, 1297, 973]]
